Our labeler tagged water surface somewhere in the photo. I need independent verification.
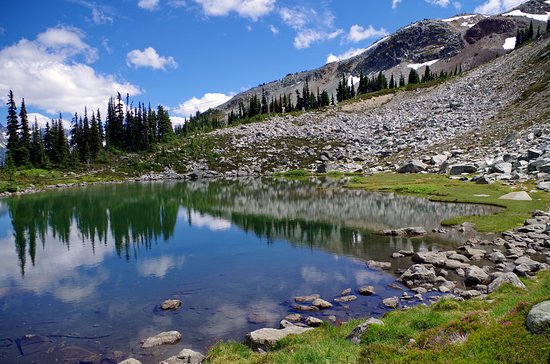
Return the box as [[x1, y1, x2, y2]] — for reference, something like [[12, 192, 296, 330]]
[[0, 178, 496, 363]]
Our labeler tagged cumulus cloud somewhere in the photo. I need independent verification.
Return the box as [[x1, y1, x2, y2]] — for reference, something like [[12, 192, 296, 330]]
[[173, 92, 233, 117], [28, 112, 71, 129], [279, 6, 343, 49], [346, 24, 388, 43], [474, 0, 528, 15], [392, 0, 402, 9], [193, 0, 276, 21], [138, 0, 160, 10], [126, 47, 178, 70], [426, 0, 461, 9], [326, 47, 367, 64], [0, 26, 140, 115]]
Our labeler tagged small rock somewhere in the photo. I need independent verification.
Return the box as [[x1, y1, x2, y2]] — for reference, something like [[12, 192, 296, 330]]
[[294, 294, 320, 302], [358, 286, 376, 296], [334, 295, 358, 303], [383, 297, 399, 309], [465, 266, 490, 286], [118, 359, 142, 364], [292, 304, 319, 312], [367, 260, 392, 270], [285, 313, 303, 322], [341, 288, 352, 296], [160, 299, 182, 311], [245, 326, 313, 352], [312, 298, 333, 309], [305, 316, 323, 327], [159, 349, 205, 364], [141, 331, 182, 348]]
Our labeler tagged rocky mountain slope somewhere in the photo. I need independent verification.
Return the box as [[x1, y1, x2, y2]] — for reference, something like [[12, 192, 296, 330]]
[[217, 0, 550, 115]]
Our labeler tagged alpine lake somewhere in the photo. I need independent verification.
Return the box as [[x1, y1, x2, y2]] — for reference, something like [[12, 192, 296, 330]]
[[0, 178, 499, 364]]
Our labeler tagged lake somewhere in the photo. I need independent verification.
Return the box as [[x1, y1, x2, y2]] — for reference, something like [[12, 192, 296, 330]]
[[0, 178, 497, 363]]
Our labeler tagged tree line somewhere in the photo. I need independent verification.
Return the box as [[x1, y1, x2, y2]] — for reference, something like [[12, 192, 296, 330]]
[[5, 90, 175, 168]]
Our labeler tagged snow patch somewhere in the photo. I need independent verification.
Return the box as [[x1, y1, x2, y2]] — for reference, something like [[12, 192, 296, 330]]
[[407, 59, 439, 70], [503, 10, 550, 22], [348, 76, 360, 87], [442, 14, 478, 22], [503, 37, 516, 50], [461, 21, 476, 28]]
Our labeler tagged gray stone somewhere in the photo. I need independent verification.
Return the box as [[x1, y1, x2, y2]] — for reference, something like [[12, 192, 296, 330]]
[[159, 349, 205, 364], [527, 149, 543, 160], [140, 331, 182, 348], [443, 259, 470, 270], [384, 227, 427, 237], [431, 154, 448, 166], [312, 298, 333, 309], [294, 294, 320, 302], [160, 299, 182, 310], [492, 162, 512, 174], [305, 316, 323, 327], [514, 256, 542, 272], [464, 265, 490, 286], [245, 326, 313, 351], [487, 251, 506, 263], [526, 301, 550, 334], [118, 359, 142, 364], [487, 272, 526, 293], [448, 164, 477, 175], [346, 318, 385, 344], [397, 160, 428, 173], [367, 260, 392, 270], [341, 288, 352, 296], [383, 296, 399, 309], [358, 286, 376, 296], [412, 251, 447, 266], [536, 181, 550, 191], [292, 304, 319, 312], [334, 295, 358, 303], [284, 313, 302, 322], [399, 264, 438, 286], [498, 191, 531, 201]]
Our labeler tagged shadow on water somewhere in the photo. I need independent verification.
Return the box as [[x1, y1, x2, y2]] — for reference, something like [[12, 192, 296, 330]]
[[0, 178, 499, 364]]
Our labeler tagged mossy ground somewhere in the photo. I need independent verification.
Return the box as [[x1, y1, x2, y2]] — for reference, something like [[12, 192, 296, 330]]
[[205, 271, 550, 363]]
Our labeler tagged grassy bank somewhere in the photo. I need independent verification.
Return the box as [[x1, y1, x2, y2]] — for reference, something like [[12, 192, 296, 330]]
[[346, 174, 550, 233], [206, 271, 550, 363]]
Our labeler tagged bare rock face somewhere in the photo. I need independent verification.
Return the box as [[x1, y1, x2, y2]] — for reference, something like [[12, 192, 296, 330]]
[[140, 331, 181, 348], [244, 326, 313, 352], [465, 18, 516, 44]]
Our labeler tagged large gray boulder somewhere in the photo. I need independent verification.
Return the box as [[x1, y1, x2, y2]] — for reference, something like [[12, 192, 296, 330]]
[[140, 331, 181, 348], [464, 265, 490, 286], [397, 160, 428, 173], [487, 272, 526, 293], [492, 162, 512, 174], [245, 326, 313, 351], [159, 349, 205, 364], [447, 164, 477, 175], [312, 298, 333, 309], [526, 301, 550, 334], [412, 251, 447, 266], [383, 297, 399, 309], [399, 264, 437, 286]]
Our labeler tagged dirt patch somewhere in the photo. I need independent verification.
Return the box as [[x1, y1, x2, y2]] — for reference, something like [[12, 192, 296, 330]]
[[338, 94, 395, 113]]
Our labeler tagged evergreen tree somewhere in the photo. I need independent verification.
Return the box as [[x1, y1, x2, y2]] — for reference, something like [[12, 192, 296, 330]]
[[29, 118, 46, 167], [389, 74, 395, 89], [408, 68, 420, 84], [156, 105, 175, 143], [18, 99, 31, 165], [527, 20, 534, 40], [422, 65, 432, 83], [399, 73, 405, 88], [6, 90, 20, 165]]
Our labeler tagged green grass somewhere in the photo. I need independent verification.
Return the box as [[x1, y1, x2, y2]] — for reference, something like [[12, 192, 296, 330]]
[[205, 271, 550, 363], [347, 173, 550, 232]]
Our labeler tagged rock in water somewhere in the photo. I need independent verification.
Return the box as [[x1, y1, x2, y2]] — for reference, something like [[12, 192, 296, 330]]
[[312, 298, 333, 309], [358, 286, 376, 296], [140, 331, 182, 348], [383, 297, 399, 309], [305, 316, 323, 327], [159, 349, 205, 364], [244, 326, 313, 352], [161, 299, 182, 310], [334, 295, 357, 303], [526, 301, 550, 334], [464, 265, 490, 286], [294, 294, 320, 302], [487, 272, 526, 293]]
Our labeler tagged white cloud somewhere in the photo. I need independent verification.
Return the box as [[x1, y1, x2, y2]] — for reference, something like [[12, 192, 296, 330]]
[[0, 26, 140, 115], [279, 6, 342, 49], [173, 93, 233, 117], [326, 48, 367, 64], [269, 24, 279, 35], [170, 116, 187, 126], [126, 47, 178, 70], [193, 0, 276, 21], [92, 8, 113, 24], [392, 0, 402, 9], [137, 255, 185, 278], [474, 0, 528, 15], [138, 0, 160, 10], [347, 24, 388, 43], [28, 112, 71, 129]]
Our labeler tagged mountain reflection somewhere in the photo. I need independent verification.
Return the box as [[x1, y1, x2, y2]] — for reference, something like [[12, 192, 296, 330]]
[[2, 178, 496, 276]]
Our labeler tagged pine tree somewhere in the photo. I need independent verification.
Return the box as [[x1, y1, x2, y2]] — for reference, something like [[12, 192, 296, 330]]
[[6, 90, 20, 165], [527, 20, 534, 40], [30, 118, 46, 167], [389, 74, 395, 89], [18, 98, 31, 165], [422, 65, 432, 83], [399, 73, 405, 88], [408, 68, 420, 85], [156, 105, 175, 143]]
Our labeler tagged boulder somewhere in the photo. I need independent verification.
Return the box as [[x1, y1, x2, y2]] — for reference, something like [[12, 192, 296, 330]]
[[367, 260, 392, 270], [383, 297, 399, 309], [498, 191, 531, 201], [527, 149, 543, 160], [159, 349, 205, 364], [537, 181, 550, 192], [119, 359, 142, 364], [431, 154, 448, 166], [160, 299, 182, 310], [312, 298, 333, 309], [294, 294, 320, 302], [526, 301, 550, 334], [334, 295, 357, 303], [358, 286, 376, 296], [244, 326, 313, 351], [399, 264, 438, 286], [412, 251, 447, 266], [487, 272, 526, 293], [292, 304, 319, 312], [346, 318, 385, 344], [465, 266, 490, 286], [140, 331, 182, 348], [305, 316, 323, 327], [492, 162, 512, 174], [443, 259, 470, 270], [487, 251, 506, 263], [284, 313, 302, 322], [448, 164, 477, 175], [514, 256, 542, 272], [341, 288, 352, 296], [397, 160, 428, 173]]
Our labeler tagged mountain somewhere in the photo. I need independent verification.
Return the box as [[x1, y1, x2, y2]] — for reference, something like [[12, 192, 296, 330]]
[[217, 0, 550, 115]]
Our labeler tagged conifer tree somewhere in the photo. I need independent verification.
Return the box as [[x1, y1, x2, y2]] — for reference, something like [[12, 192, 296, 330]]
[[399, 73, 405, 88], [30, 118, 46, 167], [389, 74, 395, 89], [18, 99, 31, 165], [156, 105, 175, 143], [408, 68, 420, 84], [6, 90, 20, 165]]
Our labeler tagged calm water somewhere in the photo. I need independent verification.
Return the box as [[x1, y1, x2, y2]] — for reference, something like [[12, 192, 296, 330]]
[[0, 178, 497, 363]]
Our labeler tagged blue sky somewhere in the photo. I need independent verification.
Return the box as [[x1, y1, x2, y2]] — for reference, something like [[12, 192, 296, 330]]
[[0, 0, 529, 125]]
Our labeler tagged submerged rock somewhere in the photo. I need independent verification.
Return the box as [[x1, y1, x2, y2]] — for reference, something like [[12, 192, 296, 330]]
[[294, 294, 320, 302], [118, 359, 142, 364], [140, 331, 181, 348], [367, 260, 392, 270], [334, 295, 357, 303]]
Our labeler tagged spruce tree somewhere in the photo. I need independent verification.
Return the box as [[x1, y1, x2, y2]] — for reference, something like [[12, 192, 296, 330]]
[[156, 105, 175, 143], [19, 99, 31, 165], [408, 68, 420, 85], [6, 90, 20, 165], [30, 118, 46, 167]]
